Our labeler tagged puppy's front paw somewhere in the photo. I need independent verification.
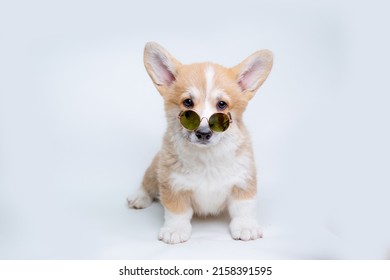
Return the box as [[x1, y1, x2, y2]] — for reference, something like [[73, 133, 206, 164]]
[[127, 188, 152, 209], [158, 223, 192, 244], [230, 218, 263, 241]]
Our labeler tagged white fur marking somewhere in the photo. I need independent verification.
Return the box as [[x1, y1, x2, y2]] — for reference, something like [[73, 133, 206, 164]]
[[201, 65, 216, 121], [228, 198, 263, 240], [127, 187, 152, 209], [159, 208, 193, 244], [169, 141, 251, 215]]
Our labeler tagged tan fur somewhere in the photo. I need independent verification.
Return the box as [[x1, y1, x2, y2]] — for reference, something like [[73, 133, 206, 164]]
[[160, 184, 192, 214], [231, 140, 258, 200], [141, 152, 160, 199]]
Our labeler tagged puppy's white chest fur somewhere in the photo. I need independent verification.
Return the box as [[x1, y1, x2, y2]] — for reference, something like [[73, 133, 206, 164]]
[[169, 144, 251, 215]]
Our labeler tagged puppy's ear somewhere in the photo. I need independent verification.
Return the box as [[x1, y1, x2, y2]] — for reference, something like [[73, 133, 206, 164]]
[[144, 42, 181, 94], [232, 50, 273, 100]]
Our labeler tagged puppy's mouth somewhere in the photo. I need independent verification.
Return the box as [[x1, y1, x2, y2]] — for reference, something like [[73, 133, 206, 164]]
[[191, 140, 215, 147], [194, 139, 212, 146]]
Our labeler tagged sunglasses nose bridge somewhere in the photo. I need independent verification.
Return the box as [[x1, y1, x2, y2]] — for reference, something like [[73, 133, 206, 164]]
[[198, 116, 210, 129]]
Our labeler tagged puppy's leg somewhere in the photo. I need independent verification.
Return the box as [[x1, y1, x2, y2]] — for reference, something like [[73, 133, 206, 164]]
[[228, 184, 262, 241], [158, 186, 193, 244], [127, 153, 160, 209]]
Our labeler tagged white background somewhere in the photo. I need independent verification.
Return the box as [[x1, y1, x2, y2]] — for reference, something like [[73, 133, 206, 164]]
[[0, 0, 389, 259]]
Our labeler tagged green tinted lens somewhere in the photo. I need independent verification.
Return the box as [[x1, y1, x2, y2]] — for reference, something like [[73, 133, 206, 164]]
[[180, 110, 200, 131], [209, 113, 230, 132]]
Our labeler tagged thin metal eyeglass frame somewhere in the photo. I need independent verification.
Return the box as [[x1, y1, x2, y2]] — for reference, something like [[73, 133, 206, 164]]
[[177, 110, 233, 132]]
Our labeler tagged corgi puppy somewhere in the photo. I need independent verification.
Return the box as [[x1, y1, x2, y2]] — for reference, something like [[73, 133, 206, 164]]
[[128, 42, 273, 244]]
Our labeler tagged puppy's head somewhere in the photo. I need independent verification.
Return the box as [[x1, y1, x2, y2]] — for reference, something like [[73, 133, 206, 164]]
[[143, 42, 273, 147]]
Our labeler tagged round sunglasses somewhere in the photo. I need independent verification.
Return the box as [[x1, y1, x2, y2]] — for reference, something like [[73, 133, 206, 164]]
[[178, 110, 233, 132]]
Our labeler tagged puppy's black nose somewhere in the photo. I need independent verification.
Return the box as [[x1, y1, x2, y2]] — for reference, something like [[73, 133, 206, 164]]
[[195, 129, 212, 141]]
